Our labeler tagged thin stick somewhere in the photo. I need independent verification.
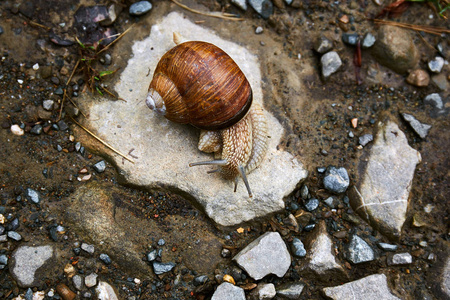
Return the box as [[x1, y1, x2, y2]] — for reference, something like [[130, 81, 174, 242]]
[[171, 0, 244, 21], [373, 19, 450, 35], [59, 59, 81, 121], [28, 21, 51, 31], [70, 117, 135, 163], [97, 25, 134, 54]]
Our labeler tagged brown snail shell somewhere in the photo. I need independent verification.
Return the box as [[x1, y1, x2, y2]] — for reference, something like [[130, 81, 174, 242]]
[[147, 41, 253, 130]]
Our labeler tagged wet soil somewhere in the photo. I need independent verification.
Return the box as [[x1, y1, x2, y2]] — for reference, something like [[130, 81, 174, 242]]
[[0, 0, 449, 299]]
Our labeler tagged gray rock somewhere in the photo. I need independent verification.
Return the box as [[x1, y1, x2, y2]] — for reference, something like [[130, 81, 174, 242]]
[[43, 100, 54, 111], [85, 273, 98, 288], [323, 166, 349, 194], [129, 1, 152, 16], [359, 134, 373, 146], [233, 231, 291, 280], [73, 274, 84, 290], [9, 245, 54, 287], [362, 32, 376, 48], [342, 33, 359, 46], [248, 0, 274, 19], [7, 231, 22, 241], [30, 124, 43, 135], [299, 221, 347, 281], [153, 261, 176, 275], [323, 273, 401, 299], [26, 188, 40, 203], [442, 258, 450, 298], [401, 113, 431, 139], [0, 254, 8, 265], [349, 121, 421, 240], [81, 242, 95, 254], [93, 160, 106, 173], [0, 234, 7, 242], [324, 196, 339, 209], [321, 51, 342, 78], [300, 185, 309, 199], [276, 282, 305, 299], [304, 198, 319, 212], [378, 242, 398, 252], [431, 73, 448, 91], [346, 234, 375, 264], [212, 282, 245, 300], [387, 252, 412, 265], [147, 250, 158, 261], [231, 0, 248, 10], [74, 12, 307, 228], [424, 93, 443, 109], [99, 253, 112, 265], [250, 283, 276, 299], [371, 25, 419, 74], [428, 56, 444, 73], [96, 281, 119, 300], [291, 237, 306, 258], [314, 36, 333, 54]]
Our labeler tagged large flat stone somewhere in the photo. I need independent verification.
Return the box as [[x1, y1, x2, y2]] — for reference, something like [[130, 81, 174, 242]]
[[349, 120, 421, 240], [322, 273, 401, 300], [75, 12, 307, 227]]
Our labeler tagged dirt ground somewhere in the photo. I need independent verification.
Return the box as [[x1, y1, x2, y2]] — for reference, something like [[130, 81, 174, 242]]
[[0, 0, 449, 299]]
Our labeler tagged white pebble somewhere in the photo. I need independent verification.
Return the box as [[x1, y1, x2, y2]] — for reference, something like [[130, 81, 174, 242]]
[[17, 79, 24, 84], [33, 63, 39, 70], [424, 204, 434, 213], [255, 26, 263, 34], [11, 124, 24, 136]]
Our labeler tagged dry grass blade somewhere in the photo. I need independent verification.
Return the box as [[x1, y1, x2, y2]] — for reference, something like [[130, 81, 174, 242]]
[[373, 19, 450, 35], [28, 21, 51, 31], [70, 117, 135, 163], [97, 25, 134, 55], [171, 0, 244, 21], [58, 59, 81, 121]]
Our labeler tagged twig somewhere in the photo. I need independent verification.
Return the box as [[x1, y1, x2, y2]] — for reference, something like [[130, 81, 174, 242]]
[[58, 59, 81, 121], [97, 25, 134, 54], [70, 117, 135, 163], [28, 21, 51, 31], [373, 19, 450, 35], [171, 0, 244, 21]]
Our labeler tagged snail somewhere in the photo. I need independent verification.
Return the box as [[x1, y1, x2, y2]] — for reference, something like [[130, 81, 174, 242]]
[[146, 34, 268, 197]]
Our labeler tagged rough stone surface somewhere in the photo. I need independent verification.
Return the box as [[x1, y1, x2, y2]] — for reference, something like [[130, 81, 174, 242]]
[[75, 12, 307, 228], [250, 283, 276, 299], [64, 182, 224, 278], [231, 0, 248, 10], [299, 221, 347, 282], [349, 121, 421, 240], [323, 274, 401, 300], [406, 69, 430, 87], [401, 113, 431, 139], [323, 166, 350, 194], [276, 282, 305, 299], [371, 25, 419, 74], [387, 252, 412, 265], [321, 51, 342, 78], [211, 282, 245, 300], [346, 234, 376, 264], [9, 245, 54, 287], [233, 232, 291, 280], [85, 273, 98, 288], [96, 281, 119, 300]]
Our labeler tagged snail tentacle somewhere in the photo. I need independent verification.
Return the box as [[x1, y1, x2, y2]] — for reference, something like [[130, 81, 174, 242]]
[[238, 165, 253, 198], [189, 159, 228, 167]]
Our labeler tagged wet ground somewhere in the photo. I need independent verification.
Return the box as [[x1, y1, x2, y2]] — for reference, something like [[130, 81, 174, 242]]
[[0, 0, 449, 299]]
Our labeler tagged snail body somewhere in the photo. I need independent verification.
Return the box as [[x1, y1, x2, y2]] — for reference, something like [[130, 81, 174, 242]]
[[146, 37, 267, 197]]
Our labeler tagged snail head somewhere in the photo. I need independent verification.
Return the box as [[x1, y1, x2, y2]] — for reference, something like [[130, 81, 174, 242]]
[[146, 88, 166, 116]]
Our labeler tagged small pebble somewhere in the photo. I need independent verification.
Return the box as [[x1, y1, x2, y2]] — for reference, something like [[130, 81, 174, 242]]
[[321, 51, 342, 78], [424, 93, 443, 109], [388, 252, 412, 265], [291, 238, 306, 257], [129, 1, 152, 16], [377, 242, 398, 252], [314, 36, 333, 54], [304, 198, 319, 212], [7, 231, 22, 241], [100, 253, 112, 265], [255, 26, 263, 34], [231, 0, 247, 10], [43, 99, 54, 111], [11, 124, 25, 136], [158, 238, 165, 246], [30, 124, 43, 135], [362, 32, 376, 48], [153, 261, 176, 275], [323, 166, 349, 194], [428, 56, 444, 73], [359, 134, 373, 146], [93, 160, 106, 173], [81, 243, 95, 254], [85, 273, 98, 288], [406, 69, 430, 87], [342, 33, 359, 46], [147, 250, 158, 261], [26, 188, 41, 203]]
